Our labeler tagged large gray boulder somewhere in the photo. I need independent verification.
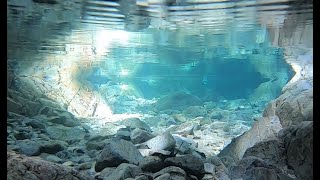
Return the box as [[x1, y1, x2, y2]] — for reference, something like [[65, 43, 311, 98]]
[[205, 156, 229, 178], [275, 89, 313, 127], [218, 115, 282, 161], [121, 118, 152, 132], [139, 156, 164, 173], [243, 138, 286, 169], [101, 163, 142, 180], [45, 125, 86, 142], [282, 121, 313, 180], [7, 150, 93, 180], [164, 154, 205, 177], [153, 166, 187, 180], [95, 139, 143, 172], [130, 128, 155, 144], [15, 140, 41, 156], [228, 156, 282, 180]]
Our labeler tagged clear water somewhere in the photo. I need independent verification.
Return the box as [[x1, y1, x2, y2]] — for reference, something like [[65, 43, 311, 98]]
[[7, 0, 312, 153]]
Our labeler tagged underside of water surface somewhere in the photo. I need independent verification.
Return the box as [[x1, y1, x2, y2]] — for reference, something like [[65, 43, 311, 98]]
[[7, 0, 313, 179]]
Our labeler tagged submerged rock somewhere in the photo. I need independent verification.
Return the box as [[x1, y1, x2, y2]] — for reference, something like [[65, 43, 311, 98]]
[[130, 128, 155, 144], [164, 154, 205, 177], [183, 106, 207, 118], [142, 133, 176, 152], [139, 156, 164, 173], [121, 118, 152, 132], [218, 115, 282, 161], [100, 163, 142, 180], [95, 139, 143, 172], [243, 138, 286, 168], [154, 91, 202, 111], [7, 150, 93, 180], [283, 121, 313, 180], [228, 156, 283, 180], [153, 166, 187, 180], [45, 125, 86, 142], [15, 140, 41, 156], [275, 89, 313, 127]]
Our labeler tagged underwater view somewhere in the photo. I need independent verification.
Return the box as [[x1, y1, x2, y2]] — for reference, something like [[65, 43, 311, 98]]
[[7, 0, 313, 179]]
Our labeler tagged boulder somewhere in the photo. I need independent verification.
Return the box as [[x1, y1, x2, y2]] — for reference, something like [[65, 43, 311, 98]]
[[153, 166, 187, 180], [7, 97, 25, 115], [275, 89, 313, 127], [205, 156, 229, 179], [130, 128, 155, 144], [228, 156, 281, 180], [172, 114, 188, 123], [164, 154, 204, 177], [203, 163, 215, 174], [154, 91, 202, 111], [24, 118, 46, 130], [142, 133, 176, 152], [116, 128, 131, 141], [218, 115, 282, 161], [139, 156, 164, 173], [283, 121, 313, 180], [121, 118, 152, 132], [95, 139, 143, 172], [47, 115, 80, 127], [46, 155, 63, 163], [166, 121, 199, 136], [183, 106, 207, 118], [101, 163, 142, 180], [243, 138, 286, 168], [7, 150, 93, 180], [15, 140, 41, 156], [45, 125, 86, 142], [86, 141, 106, 151], [40, 141, 65, 154], [138, 149, 172, 157]]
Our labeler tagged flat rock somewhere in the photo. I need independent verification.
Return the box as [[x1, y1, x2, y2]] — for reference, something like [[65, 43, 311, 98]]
[[46, 125, 86, 142], [142, 133, 176, 151], [46, 155, 63, 163], [164, 154, 204, 177], [166, 122, 199, 136], [121, 118, 152, 132], [154, 91, 202, 111], [47, 115, 80, 127], [138, 149, 172, 157], [183, 106, 207, 118], [95, 139, 143, 172]]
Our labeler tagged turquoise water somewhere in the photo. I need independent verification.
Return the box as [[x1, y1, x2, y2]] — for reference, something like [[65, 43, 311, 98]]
[[7, 0, 312, 128]]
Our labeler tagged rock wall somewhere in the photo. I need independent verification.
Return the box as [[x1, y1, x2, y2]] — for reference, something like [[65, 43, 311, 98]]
[[217, 8, 313, 179]]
